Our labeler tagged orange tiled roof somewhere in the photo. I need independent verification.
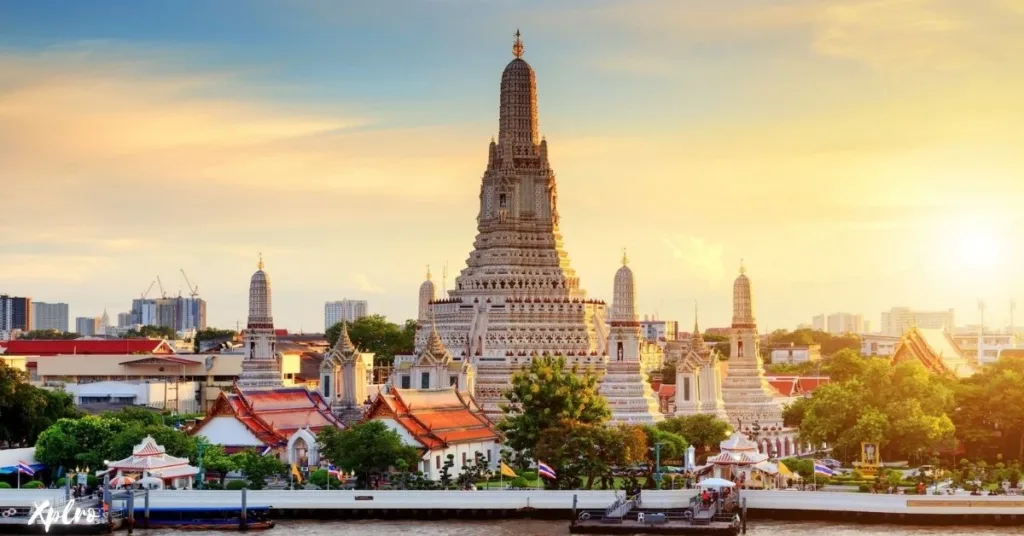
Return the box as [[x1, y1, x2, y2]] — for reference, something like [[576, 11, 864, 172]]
[[768, 378, 799, 397], [658, 384, 676, 400], [193, 387, 343, 447], [366, 388, 500, 451]]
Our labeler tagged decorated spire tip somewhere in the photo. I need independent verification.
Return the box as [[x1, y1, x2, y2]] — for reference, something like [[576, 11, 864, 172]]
[[426, 264, 432, 280], [621, 247, 629, 266], [513, 28, 524, 58], [258, 252, 264, 271], [739, 258, 746, 275]]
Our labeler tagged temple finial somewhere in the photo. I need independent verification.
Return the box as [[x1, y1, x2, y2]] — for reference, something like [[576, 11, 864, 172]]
[[426, 264, 431, 280], [258, 253, 264, 271], [621, 247, 629, 266], [513, 29, 524, 58], [739, 258, 746, 275]]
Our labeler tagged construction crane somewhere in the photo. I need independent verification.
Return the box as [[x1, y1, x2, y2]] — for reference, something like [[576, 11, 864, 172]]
[[180, 269, 199, 298], [156, 276, 167, 299], [141, 280, 156, 300]]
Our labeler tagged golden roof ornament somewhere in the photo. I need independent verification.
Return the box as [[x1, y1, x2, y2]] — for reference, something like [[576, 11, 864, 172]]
[[739, 258, 746, 276], [512, 29, 524, 59], [621, 247, 629, 266], [258, 253, 264, 271], [426, 264, 432, 281]]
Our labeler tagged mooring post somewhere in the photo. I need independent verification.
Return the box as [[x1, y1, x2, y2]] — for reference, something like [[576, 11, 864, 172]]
[[144, 489, 150, 529], [572, 494, 578, 526], [240, 488, 248, 531], [741, 497, 748, 534], [126, 491, 135, 535]]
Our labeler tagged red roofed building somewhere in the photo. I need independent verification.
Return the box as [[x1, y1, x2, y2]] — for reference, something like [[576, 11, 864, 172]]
[[765, 376, 831, 398], [190, 386, 342, 468], [365, 387, 501, 481], [0, 338, 174, 356], [657, 384, 676, 414]]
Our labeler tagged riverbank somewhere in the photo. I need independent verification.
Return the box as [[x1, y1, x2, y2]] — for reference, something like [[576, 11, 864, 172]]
[[3, 489, 1023, 527]]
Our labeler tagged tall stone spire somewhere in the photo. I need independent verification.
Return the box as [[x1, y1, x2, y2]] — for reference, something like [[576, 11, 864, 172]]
[[732, 259, 755, 328], [611, 249, 637, 322], [499, 29, 538, 148], [692, 301, 707, 355], [238, 256, 282, 389], [418, 265, 437, 321]]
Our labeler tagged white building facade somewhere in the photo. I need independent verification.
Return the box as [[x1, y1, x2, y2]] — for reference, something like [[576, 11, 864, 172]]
[[324, 300, 369, 331], [882, 307, 955, 336], [32, 302, 69, 332]]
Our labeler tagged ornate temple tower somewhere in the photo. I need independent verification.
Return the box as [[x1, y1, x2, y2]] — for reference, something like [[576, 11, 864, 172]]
[[608, 250, 641, 363], [418, 267, 437, 322], [320, 322, 372, 425], [237, 256, 283, 389], [676, 304, 727, 418], [721, 261, 784, 428]]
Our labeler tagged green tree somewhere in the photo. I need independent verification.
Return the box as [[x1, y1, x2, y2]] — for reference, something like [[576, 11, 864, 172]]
[[229, 449, 286, 490], [536, 420, 625, 490], [35, 416, 130, 470], [325, 315, 416, 366], [122, 325, 176, 339], [498, 356, 610, 462], [192, 437, 235, 485], [18, 330, 78, 340], [656, 414, 730, 459], [954, 356, 1024, 459], [193, 328, 238, 352], [827, 349, 867, 383], [317, 421, 419, 488]]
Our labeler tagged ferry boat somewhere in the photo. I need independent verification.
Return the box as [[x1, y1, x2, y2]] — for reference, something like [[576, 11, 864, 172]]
[[570, 481, 745, 535]]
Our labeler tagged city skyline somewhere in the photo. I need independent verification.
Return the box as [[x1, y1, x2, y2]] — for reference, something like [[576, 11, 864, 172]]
[[2, 0, 1022, 331]]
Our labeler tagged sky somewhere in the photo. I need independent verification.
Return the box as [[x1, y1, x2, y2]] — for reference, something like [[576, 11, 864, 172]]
[[1, 0, 1023, 333]]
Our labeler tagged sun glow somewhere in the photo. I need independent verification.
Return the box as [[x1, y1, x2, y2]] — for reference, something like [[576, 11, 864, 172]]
[[947, 215, 1007, 277]]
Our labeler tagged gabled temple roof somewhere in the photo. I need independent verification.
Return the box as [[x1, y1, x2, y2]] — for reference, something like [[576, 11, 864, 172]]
[[192, 386, 343, 447], [365, 387, 499, 450], [892, 327, 978, 378], [106, 435, 197, 474]]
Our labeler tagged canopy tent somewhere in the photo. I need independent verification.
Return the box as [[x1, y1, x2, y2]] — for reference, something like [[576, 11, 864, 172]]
[[698, 477, 736, 489], [0, 447, 44, 475], [138, 476, 164, 490], [109, 473, 135, 488]]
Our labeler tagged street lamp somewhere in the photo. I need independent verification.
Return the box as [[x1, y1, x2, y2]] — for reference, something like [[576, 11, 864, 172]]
[[654, 442, 666, 490]]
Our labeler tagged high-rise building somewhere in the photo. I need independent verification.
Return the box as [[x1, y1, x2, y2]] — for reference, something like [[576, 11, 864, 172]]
[[826, 312, 863, 334], [811, 314, 825, 331], [324, 299, 369, 331], [129, 297, 206, 332], [32, 302, 69, 332], [882, 307, 955, 336], [75, 316, 100, 336], [0, 295, 32, 333]]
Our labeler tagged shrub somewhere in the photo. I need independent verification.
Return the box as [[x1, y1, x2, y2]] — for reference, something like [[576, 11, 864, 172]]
[[521, 471, 538, 481], [55, 477, 67, 487], [204, 482, 224, 490], [851, 470, 864, 481], [858, 484, 870, 493], [22, 480, 45, 489], [509, 477, 528, 488], [87, 476, 99, 487], [0, 482, 10, 489], [226, 480, 247, 490]]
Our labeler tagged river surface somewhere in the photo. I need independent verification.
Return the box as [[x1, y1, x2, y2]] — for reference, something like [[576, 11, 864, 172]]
[[134, 519, 1024, 535]]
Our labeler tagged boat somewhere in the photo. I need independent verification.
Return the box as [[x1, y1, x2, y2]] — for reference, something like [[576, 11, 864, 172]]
[[569, 481, 746, 535], [142, 519, 275, 531], [136, 506, 275, 531]]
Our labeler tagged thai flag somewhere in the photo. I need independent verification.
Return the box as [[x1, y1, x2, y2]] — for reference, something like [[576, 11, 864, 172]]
[[327, 464, 342, 478], [537, 461, 556, 480], [17, 461, 35, 477], [813, 461, 834, 477], [260, 445, 273, 456]]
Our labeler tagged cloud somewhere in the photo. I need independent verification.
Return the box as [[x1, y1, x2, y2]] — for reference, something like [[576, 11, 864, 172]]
[[661, 235, 725, 285], [812, 0, 1024, 71], [351, 273, 385, 294]]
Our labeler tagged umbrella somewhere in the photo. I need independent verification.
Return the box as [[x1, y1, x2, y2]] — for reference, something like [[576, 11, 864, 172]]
[[697, 477, 736, 488], [110, 473, 135, 488], [138, 477, 164, 490]]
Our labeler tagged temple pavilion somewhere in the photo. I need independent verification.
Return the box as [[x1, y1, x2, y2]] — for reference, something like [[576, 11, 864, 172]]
[[102, 435, 199, 490], [891, 326, 979, 378], [697, 432, 781, 489]]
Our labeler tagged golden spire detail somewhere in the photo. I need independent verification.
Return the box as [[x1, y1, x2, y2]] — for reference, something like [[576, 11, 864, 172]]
[[512, 29, 524, 59], [739, 258, 746, 275], [426, 264, 432, 281], [258, 253, 264, 271], [621, 247, 629, 266]]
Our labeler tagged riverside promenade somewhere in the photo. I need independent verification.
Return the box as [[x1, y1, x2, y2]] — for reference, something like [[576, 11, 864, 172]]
[[3, 489, 1024, 525]]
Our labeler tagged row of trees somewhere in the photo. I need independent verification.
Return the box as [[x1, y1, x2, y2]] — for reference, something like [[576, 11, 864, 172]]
[[785, 350, 1024, 463], [0, 362, 79, 448]]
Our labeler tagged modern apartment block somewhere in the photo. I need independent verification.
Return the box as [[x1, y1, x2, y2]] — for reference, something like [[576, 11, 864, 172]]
[[827, 312, 864, 334], [75, 316, 101, 336], [882, 307, 956, 336], [31, 302, 70, 332], [324, 299, 369, 330], [0, 295, 32, 332], [129, 297, 207, 332]]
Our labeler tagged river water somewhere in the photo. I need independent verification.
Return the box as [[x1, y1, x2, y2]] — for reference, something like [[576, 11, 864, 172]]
[[136, 519, 1024, 535]]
